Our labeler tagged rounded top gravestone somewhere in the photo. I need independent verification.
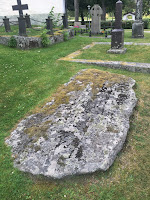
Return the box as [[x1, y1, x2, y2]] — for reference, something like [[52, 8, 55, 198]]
[[90, 4, 103, 34]]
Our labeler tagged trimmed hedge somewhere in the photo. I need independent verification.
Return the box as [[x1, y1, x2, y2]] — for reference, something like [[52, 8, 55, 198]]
[[68, 19, 150, 29]]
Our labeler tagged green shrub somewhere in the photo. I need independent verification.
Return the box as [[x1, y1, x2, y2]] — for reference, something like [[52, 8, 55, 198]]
[[69, 20, 150, 30], [40, 30, 50, 47], [49, 6, 62, 27], [143, 19, 150, 29], [63, 31, 69, 41], [8, 36, 17, 48]]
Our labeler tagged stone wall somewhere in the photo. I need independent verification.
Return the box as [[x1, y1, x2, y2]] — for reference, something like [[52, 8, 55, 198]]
[[0, 29, 74, 50]]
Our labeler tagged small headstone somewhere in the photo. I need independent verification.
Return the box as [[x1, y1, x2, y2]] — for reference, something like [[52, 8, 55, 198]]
[[132, 0, 144, 38], [25, 13, 32, 28], [80, 25, 86, 29], [90, 4, 103, 34], [74, 22, 81, 28], [3, 16, 11, 32], [46, 17, 53, 35], [62, 14, 68, 29], [18, 16, 27, 36], [108, 0, 127, 54]]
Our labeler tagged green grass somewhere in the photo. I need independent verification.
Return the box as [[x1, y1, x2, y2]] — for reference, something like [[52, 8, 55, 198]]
[[76, 44, 150, 63], [0, 25, 63, 37], [124, 29, 150, 43], [0, 32, 150, 199]]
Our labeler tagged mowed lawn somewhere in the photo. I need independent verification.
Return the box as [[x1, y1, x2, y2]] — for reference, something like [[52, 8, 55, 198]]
[[76, 44, 150, 63], [0, 31, 150, 200]]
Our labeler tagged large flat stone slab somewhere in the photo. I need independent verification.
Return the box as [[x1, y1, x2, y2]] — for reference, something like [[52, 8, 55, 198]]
[[6, 69, 137, 179]]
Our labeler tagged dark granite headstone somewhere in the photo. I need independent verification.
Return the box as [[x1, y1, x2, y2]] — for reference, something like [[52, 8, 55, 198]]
[[108, 0, 126, 54], [132, 0, 144, 38], [18, 16, 27, 36], [46, 17, 53, 35], [25, 14, 32, 28], [12, 0, 28, 36], [3, 16, 11, 32], [62, 14, 68, 29]]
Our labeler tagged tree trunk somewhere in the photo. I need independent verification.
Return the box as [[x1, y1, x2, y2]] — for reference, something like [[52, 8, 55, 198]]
[[101, 0, 106, 21], [74, 0, 79, 22]]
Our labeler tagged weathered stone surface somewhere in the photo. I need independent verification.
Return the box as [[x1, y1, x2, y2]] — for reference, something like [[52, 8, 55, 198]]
[[6, 69, 137, 179], [0, 29, 74, 49], [132, 0, 144, 38], [90, 4, 103, 34]]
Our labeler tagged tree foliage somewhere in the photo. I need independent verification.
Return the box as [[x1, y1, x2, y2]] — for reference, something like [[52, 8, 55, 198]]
[[143, 0, 150, 15], [67, 0, 150, 21]]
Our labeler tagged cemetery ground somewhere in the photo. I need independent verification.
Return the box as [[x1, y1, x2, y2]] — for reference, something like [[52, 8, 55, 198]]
[[0, 25, 64, 37], [0, 30, 150, 200]]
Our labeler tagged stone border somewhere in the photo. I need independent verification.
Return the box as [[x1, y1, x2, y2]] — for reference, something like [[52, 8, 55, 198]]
[[59, 42, 150, 74], [0, 29, 74, 50]]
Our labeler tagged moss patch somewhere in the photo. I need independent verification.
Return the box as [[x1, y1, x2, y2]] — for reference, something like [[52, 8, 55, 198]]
[[24, 69, 129, 139], [40, 69, 129, 114]]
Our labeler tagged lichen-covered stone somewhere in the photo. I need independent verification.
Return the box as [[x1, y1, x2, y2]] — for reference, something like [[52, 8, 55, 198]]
[[6, 69, 137, 179]]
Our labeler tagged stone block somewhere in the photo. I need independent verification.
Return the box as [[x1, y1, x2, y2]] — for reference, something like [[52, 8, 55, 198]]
[[132, 21, 144, 38], [107, 48, 127, 54], [74, 22, 81, 27], [111, 29, 124, 49]]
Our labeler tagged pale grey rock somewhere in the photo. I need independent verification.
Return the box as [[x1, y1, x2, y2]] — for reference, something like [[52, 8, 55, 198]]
[[90, 4, 103, 34], [6, 69, 137, 179]]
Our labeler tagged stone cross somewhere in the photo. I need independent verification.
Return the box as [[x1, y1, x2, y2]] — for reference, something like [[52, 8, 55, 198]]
[[90, 4, 103, 34], [135, 0, 143, 21], [12, 0, 28, 17], [12, 0, 28, 36]]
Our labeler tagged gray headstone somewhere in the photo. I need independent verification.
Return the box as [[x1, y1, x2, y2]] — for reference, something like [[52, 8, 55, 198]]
[[46, 17, 53, 35], [74, 22, 81, 27], [25, 14, 32, 28], [132, 0, 144, 38], [3, 16, 11, 32], [18, 16, 27, 36], [90, 4, 103, 34], [108, 0, 126, 54], [62, 14, 68, 29]]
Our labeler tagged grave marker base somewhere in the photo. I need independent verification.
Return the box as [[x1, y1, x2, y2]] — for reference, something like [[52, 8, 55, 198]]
[[107, 48, 127, 54]]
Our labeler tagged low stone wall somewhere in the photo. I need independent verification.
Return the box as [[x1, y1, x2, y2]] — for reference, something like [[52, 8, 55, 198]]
[[0, 29, 74, 50]]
